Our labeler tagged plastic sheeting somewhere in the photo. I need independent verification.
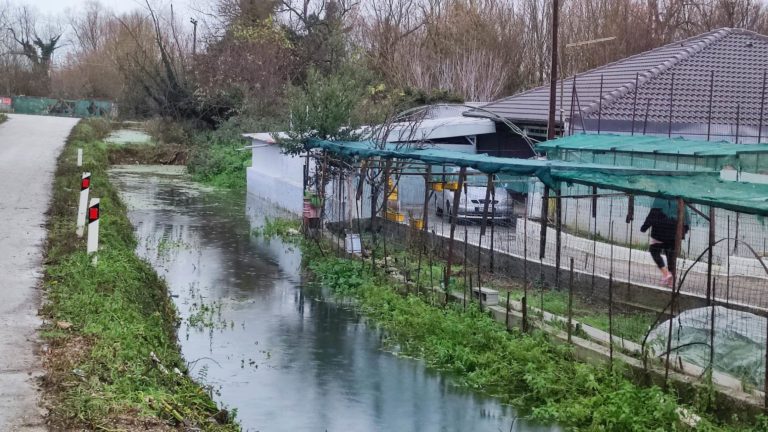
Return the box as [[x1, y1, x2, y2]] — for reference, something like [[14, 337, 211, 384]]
[[647, 306, 767, 388]]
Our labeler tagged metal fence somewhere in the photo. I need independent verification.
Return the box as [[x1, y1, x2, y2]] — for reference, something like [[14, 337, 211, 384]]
[[312, 154, 768, 412]]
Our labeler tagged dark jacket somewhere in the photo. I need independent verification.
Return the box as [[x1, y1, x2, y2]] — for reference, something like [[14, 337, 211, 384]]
[[640, 208, 689, 244]]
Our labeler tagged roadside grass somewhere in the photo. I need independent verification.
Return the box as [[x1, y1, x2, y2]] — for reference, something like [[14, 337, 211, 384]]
[[301, 236, 763, 432], [41, 119, 238, 431], [0, 113, 7, 123]]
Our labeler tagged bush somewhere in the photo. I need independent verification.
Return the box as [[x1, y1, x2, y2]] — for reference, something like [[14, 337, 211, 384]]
[[187, 114, 284, 189], [145, 117, 189, 144]]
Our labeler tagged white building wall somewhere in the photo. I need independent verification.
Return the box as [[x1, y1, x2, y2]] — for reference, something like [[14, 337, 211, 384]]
[[247, 144, 305, 215]]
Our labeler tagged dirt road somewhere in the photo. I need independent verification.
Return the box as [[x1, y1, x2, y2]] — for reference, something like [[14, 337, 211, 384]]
[[0, 114, 79, 431]]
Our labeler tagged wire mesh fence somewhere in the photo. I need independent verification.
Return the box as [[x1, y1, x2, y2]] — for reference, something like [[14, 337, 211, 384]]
[[311, 154, 768, 410]]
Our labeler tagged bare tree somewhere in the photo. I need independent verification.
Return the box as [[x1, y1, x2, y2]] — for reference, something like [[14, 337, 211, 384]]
[[5, 5, 62, 95]]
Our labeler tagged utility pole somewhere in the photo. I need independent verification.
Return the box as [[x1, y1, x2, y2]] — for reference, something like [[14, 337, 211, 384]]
[[190, 18, 198, 57], [547, 0, 561, 140]]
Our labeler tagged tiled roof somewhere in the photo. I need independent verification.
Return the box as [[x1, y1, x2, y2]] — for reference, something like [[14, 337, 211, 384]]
[[471, 28, 768, 128]]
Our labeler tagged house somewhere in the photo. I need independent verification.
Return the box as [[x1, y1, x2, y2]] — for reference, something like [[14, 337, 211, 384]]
[[469, 28, 768, 156]]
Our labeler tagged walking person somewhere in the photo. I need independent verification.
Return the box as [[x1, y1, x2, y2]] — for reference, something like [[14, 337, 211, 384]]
[[640, 198, 690, 287]]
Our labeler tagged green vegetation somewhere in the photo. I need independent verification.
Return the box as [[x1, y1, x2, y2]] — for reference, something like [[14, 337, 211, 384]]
[[0, 113, 7, 123], [42, 119, 237, 430], [302, 238, 761, 431], [187, 116, 282, 189], [251, 217, 302, 241], [503, 287, 656, 342]]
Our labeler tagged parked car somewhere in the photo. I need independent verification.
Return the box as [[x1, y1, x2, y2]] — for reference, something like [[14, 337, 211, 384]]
[[435, 178, 515, 222]]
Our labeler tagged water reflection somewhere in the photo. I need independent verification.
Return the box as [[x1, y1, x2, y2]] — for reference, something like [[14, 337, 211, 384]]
[[110, 166, 557, 432]]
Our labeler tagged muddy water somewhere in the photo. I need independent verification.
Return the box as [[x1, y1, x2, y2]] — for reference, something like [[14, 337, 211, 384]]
[[111, 166, 557, 432]]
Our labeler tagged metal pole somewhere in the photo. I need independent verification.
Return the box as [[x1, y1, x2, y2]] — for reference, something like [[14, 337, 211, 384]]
[[383, 169, 390, 268], [707, 207, 715, 304], [546, 0, 561, 140], [597, 74, 604, 134], [555, 187, 563, 290], [490, 188, 496, 272], [540, 186, 550, 259], [630, 72, 639, 136], [505, 291, 511, 328], [445, 167, 467, 292], [463, 228, 468, 311], [190, 18, 198, 57], [423, 166, 431, 232], [591, 186, 598, 291], [735, 102, 741, 144], [757, 71, 768, 144], [642, 98, 651, 136], [727, 215, 732, 305], [568, 77, 577, 135], [668, 73, 675, 138], [567, 257, 574, 343], [763, 319, 768, 413], [523, 198, 529, 332], [664, 198, 686, 384], [707, 71, 715, 141], [608, 272, 614, 368]]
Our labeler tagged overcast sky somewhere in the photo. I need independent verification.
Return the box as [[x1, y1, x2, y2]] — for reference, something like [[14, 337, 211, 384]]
[[25, 0, 196, 18]]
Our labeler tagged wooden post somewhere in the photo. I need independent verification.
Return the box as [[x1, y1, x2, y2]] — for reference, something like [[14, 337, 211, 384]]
[[445, 167, 467, 293]]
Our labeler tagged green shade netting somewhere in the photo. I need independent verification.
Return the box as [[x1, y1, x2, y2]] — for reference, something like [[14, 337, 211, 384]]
[[309, 139, 696, 189], [537, 134, 768, 157], [556, 171, 768, 216], [309, 139, 768, 216]]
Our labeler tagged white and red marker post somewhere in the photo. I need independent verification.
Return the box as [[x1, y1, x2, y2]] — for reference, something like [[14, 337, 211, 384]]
[[77, 148, 83, 167], [76, 172, 91, 237], [87, 198, 100, 264]]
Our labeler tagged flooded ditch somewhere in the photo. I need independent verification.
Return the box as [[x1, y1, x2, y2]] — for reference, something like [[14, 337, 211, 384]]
[[110, 165, 557, 432]]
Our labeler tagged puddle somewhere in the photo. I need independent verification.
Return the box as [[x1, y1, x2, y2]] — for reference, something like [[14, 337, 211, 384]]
[[110, 165, 558, 432]]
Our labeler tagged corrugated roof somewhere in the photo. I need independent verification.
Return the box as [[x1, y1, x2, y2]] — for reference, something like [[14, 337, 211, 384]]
[[471, 28, 768, 127]]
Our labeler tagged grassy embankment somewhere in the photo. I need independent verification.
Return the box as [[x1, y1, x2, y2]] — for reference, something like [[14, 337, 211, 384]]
[[41, 119, 238, 431], [252, 218, 766, 432]]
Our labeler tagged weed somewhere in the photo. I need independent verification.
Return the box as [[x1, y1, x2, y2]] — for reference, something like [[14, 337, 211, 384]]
[[251, 217, 302, 242], [302, 239, 756, 431], [41, 119, 238, 431]]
